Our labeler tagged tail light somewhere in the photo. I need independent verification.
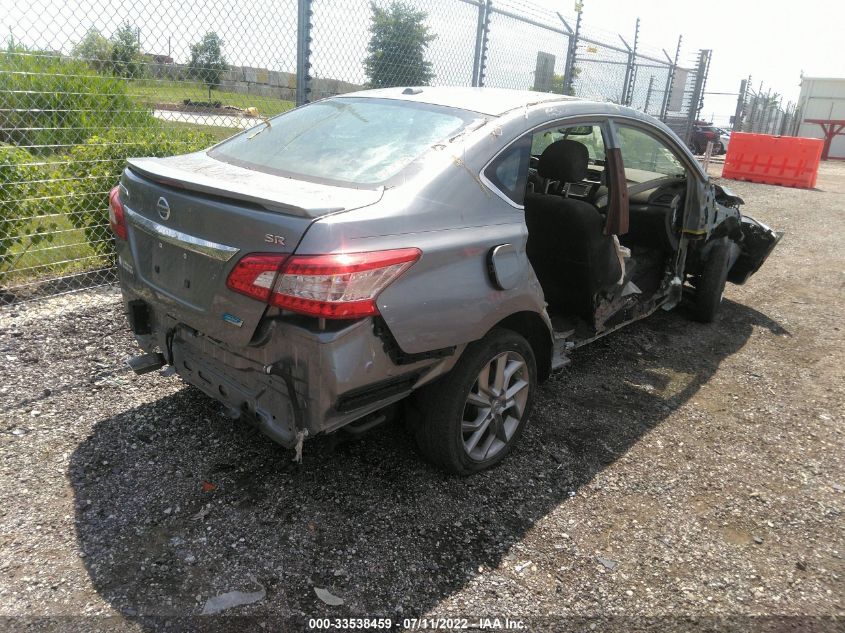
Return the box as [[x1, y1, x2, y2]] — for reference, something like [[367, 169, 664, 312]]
[[225, 253, 288, 303], [108, 186, 127, 240], [226, 248, 421, 319]]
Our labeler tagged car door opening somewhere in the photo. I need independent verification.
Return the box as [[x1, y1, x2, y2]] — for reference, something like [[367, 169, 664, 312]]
[[518, 122, 687, 339]]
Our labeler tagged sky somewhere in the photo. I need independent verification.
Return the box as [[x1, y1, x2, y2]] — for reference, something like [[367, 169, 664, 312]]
[[4, 0, 844, 127], [536, 0, 845, 125]]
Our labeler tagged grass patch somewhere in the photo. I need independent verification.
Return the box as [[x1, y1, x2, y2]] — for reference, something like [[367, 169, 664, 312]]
[[1, 215, 107, 287], [1, 120, 222, 290], [156, 119, 240, 144], [130, 78, 295, 118]]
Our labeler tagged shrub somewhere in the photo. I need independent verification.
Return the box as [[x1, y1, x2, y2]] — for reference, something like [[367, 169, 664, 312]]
[[62, 127, 218, 256], [0, 144, 54, 270], [110, 23, 144, 79], [0, 50, 153, 153]]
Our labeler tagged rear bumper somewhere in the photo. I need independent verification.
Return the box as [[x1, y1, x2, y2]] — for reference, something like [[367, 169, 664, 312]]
[[119, 277, 459, 447]]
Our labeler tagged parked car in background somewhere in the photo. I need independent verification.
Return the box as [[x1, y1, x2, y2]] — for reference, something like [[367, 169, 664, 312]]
[[691, 122, 725, 154], [718, 128, 731, 154], [112, 88, 780, 475]]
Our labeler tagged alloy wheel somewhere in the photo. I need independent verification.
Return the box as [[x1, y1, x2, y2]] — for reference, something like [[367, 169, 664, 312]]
[[461, 350, 530, 462]]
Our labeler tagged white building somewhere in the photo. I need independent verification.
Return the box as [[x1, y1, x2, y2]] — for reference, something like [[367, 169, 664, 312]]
[[795, 76, 845, 160]]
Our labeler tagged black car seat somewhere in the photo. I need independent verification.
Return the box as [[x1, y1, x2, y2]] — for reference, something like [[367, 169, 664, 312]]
[[524, 139, 623, 322]]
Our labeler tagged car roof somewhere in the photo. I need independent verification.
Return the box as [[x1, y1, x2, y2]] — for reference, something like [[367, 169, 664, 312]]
[[336, 86, 582, 116]]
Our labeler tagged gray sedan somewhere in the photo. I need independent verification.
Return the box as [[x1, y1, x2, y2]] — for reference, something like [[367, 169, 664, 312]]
[[112, 87, 779, 474]]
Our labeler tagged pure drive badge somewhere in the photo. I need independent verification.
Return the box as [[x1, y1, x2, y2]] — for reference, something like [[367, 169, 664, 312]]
[[222, 312, 244, 327]]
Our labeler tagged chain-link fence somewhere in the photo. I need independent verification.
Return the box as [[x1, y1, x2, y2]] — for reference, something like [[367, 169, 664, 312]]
[[730, 78, 800, 136], [1, 0, 709, 305]]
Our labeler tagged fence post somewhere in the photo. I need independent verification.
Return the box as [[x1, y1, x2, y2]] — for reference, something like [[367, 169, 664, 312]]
[[746, 83, 760, 132], [660, 35, 681, 121], [780, 102, 792, 136], [295, 0, 313, 106], [697, 48, 711, 116], [628, 18, 640, 106], [761, 88, 773, 134], [682, 49, 710, 145], [618, 18, 639, 106], [732, 78, 747, 132], [562, 4, 582, 95], [643, 75, 654, 114], [471, 0, 491, 87]]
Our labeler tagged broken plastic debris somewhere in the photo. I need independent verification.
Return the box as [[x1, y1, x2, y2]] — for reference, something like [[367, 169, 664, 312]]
[[514, 561, 532, 573], [597, 556, 618, 570], [201, 581, 266, 615], [192, 504, 212, 521], [201, 481, 217, 493], [314, 587, 344, 606], [293, 430, 306, 463]]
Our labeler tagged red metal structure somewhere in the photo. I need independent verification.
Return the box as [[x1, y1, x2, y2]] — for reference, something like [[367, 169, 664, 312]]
[[804, 119, 845, 160]]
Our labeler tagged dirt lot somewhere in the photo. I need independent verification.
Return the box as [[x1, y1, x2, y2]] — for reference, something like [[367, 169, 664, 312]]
[[1, 162, 843, 632]]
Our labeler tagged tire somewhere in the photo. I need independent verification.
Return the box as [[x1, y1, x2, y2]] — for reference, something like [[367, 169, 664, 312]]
[[413, 328, 537, 475], [691, 239, 731, 323]]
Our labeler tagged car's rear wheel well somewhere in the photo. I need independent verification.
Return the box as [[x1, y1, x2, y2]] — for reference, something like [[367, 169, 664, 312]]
[[490, 311, 552, 382]]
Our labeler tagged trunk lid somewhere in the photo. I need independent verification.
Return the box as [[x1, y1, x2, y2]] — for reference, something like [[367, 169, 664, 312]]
[[120, 153, 383, 347]]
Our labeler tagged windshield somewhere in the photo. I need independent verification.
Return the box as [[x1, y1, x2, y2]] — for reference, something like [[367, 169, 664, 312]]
[[209, 97, 477, 186]]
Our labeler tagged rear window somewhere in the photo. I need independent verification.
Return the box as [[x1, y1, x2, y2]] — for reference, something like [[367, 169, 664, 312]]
[[209, 97, 477, 186]]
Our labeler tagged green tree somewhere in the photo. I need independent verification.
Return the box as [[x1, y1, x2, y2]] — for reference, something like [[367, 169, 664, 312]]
[[110, 22, 142, 78], [71, 27, 112, 72], [363, 2, 435, 88], [189, 32, 229, 99], [536, 69, 581, 95]]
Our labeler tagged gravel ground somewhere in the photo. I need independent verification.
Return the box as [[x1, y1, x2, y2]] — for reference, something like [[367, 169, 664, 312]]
[[1, 162, 843, 632]]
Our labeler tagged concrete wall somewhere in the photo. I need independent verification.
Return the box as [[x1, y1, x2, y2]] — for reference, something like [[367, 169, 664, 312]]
[[219, 66, 297, 101], [795, 77, 845, 159]]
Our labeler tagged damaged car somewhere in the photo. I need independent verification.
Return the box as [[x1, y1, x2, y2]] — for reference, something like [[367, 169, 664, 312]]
[[112, 87, 780, 475]]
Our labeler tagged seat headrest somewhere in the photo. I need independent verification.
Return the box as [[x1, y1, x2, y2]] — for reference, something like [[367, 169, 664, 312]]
[[537, 139, 589, 183]]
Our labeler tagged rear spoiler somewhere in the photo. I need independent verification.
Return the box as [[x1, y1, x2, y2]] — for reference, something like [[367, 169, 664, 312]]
[[126, 154, 382, 219]]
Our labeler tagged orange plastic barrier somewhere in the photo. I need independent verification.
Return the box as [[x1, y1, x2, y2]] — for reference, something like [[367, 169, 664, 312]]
[[722, 132, 824, 189]]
